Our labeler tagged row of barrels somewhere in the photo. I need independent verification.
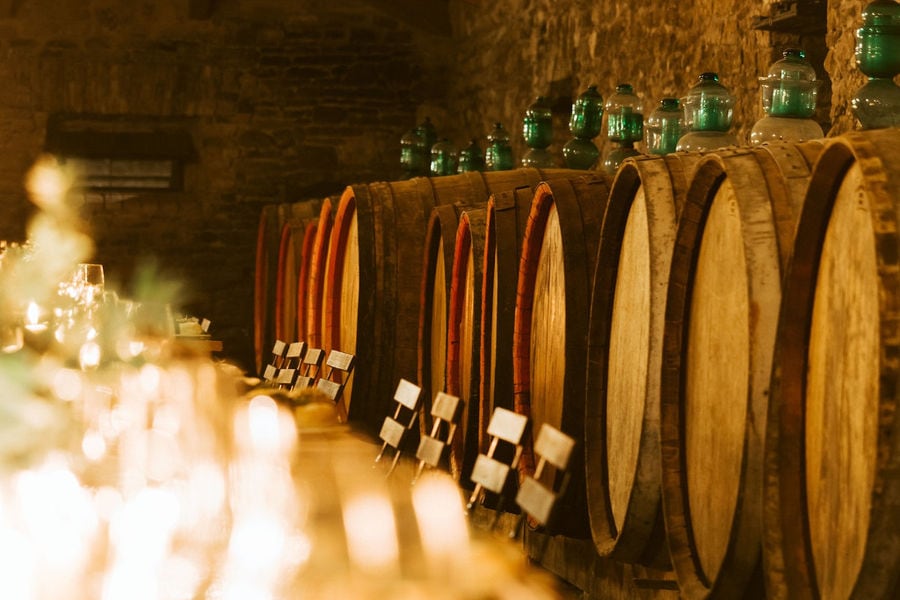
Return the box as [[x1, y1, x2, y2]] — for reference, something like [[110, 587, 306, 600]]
[[254, 128, 900, 599]]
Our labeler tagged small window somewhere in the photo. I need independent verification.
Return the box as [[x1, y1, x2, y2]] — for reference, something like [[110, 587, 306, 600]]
[[45, 127, 195, 193]]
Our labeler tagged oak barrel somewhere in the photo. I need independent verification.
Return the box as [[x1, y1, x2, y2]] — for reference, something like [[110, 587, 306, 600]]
[[764, 128, 900, 600], [513, 175, 610, 537], [306, 197, 334, 350], [417, 201, 489, 437], [253, 203, 282, 375], [324, 168, 586, 435], [295, 219, 317, 343], [585, 153, 697, 564], [480, 186, 535, 455], [659, 141, 822, 598], [445, 207, 488, 483]]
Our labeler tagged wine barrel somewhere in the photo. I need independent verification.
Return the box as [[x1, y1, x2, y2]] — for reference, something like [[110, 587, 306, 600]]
[[275, 202, 321, 344], [324, 168, 587, 435], [480, 185, 535, 455], [295, 219, 317, 342], [306, 197, 334, 350], [445, 206, 488, 483], [584, 153, 699, 564], [513, 175, 611, 537], [253, 202, 289, 375], [659, 141, 823, 598], [417, 201, 490, 436], [275, 222, 299, 343], [765, 129, 900, 600]]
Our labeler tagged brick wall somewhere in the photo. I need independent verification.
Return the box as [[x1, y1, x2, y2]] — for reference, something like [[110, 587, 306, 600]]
[[0, 0, 450, 371]]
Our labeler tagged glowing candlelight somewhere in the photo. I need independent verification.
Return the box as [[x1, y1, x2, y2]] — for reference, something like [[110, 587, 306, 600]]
[[23, 301, 46, 333]]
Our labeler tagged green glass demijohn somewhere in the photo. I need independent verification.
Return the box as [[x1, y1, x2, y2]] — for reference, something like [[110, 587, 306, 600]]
[[430, 138, 458, 176], [485, 122, 514, 171], [521, 96, 556, 167], [676, 72, 740, 151], [602, 83, 643, 175], [400, 126, 427, 178], [645, 97, 686, 155], [852, 0, 900, 129], [563, 85, 604, 169], [750, 48, 824, 145], [605, 83, 644, 144], [457, 138, 486, 173]]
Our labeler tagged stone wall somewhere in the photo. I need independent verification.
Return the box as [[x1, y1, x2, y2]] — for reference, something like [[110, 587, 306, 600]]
[[0, 0, 450, 371], [0, 0, 890, 373], [437, 0, 882, 162]]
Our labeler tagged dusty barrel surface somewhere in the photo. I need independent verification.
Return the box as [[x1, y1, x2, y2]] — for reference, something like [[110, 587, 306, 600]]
[[585, 153, 697, 564], [417, 201, 489, 435], [254, 203, 282, 375], [480, 186, 535, 455], [445, 206, 488, 483], [295, 219, 317, 344], [659, 141, 822, 598], [512, 175, 610, 537], [765, 129, 900, 600], [306, 198, 334, 350], [275, 202, 320, 345], [325, 168, 587, 435]]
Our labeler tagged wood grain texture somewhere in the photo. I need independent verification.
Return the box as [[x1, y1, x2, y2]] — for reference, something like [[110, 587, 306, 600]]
[[764, 128, 900, 600], [417, 204, 467, 437], [295, 220, 317, 342], [584, 155, 683, 564], [447, 207, 487, 483], [806, 161, 879, 600], [253, 203, 279, 374], [307, 198, 333, 349], [275, 222, 298, 343], [513, 175, 610, 537], [480, 186, 535, 455], [325, 169, 593, 435], [661, 145, 818, 599]]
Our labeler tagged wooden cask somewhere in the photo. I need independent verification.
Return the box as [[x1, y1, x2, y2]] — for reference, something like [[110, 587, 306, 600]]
[[253, 203, 282, 375], [295, 219, 317, 343], [765, 128, 900, 600], [306, 198, 334, 350], [513, 175, 611, 537], [659, 141, 822, 598], [325, 169, 586, 435], [585, 153, 698, 564], [480, 186, 535, 455], [275, 202, 320, 344], [417, 202, 486, 435], [445, 206, 488, 483]]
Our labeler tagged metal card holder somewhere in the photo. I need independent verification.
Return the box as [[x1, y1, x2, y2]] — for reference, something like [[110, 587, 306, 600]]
[[284, 341, 307, 368], [374, 379, 423, 476], [300, 348, 324, 381], [413, 392, 462, 482], [276, 368, 297, 389], [318, 349, 356, 421], [315, 378, 342, 401], [262, 364, 277, 382], [293, 374, 313, 390], [465, 407, 528, 512], [512, 423, 575, 532], [271, 340, 288, 368]]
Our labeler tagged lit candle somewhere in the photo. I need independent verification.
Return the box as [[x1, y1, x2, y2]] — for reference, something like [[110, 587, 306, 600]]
[[23, 302, 47, 333]]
